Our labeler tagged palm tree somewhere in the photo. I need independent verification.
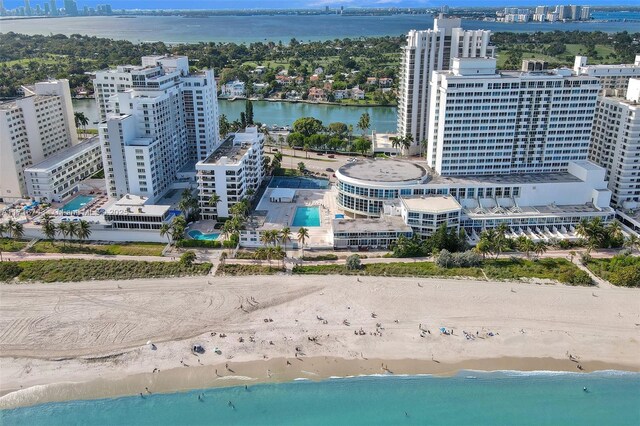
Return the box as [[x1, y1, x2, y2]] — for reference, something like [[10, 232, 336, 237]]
[[76, 220, 92, 242], [41, 213, 56, 241], [280, 227, 292, 253], [297, 227, 309, 255], [159, 222, 172, 244], [74, 112, 89, 138], [57, 221, 71, 245]]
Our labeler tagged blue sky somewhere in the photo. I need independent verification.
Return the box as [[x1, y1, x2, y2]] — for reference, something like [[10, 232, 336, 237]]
[[3, 1, 629, 10]]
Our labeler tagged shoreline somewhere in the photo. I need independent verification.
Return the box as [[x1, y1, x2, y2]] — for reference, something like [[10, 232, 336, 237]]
[[1, 355, 637, 410]]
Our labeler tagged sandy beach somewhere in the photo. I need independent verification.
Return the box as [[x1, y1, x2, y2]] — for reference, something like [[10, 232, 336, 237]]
[[1, 275, 639, 409]]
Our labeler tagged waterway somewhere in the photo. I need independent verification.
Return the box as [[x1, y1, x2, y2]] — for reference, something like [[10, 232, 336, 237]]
[[72, 98, 398, 133], [2, 13, 639, 44]]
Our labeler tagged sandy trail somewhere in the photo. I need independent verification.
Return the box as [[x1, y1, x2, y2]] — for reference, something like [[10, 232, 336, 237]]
[[1, 275, 639, 408]]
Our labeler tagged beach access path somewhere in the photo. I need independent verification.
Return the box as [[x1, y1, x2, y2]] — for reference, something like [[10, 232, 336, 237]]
[[1, 274, 638, 408]]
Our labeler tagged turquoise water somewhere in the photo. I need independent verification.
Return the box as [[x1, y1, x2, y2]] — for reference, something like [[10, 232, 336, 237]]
[[188, 230, 220, 241], [61, 195, 94, 211], [2, 372, 639, 425], [292, 206, 320, 227]]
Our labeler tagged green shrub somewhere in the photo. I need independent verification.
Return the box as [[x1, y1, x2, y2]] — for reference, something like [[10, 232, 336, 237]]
[[302, 254, 339, 261], [0, 262, 22, 281]]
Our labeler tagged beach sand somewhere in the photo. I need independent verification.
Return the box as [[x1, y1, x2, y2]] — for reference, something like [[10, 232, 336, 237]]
[[1, 275, 638, 408]]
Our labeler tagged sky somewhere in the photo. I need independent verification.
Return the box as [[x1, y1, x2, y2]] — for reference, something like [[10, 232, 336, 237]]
[[2, 1, 630, 10]]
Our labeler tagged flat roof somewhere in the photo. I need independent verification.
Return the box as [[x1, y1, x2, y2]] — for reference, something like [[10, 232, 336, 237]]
[[430, 171, 582, 186], [338, 159, 427, 183], [333, 215, 412, 233], [401, 195, 461, 213], [25, 137, 101, 172]]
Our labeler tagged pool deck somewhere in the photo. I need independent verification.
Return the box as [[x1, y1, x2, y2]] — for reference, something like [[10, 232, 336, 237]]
[[254, 186, 338, 248]]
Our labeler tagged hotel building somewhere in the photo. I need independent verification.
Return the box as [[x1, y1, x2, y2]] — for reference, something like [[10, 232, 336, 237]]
[[426, 58, 600, 176], [0, 79, 79, 202], [196, 127, 266, 219], [24, 136, 103, 202], [396, 17, 493, 153]]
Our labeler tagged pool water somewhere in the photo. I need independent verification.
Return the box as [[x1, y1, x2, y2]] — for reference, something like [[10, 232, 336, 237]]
[[292, 206, 321, 227], [61, 195, 94, 211], [188, 230, 220, 241]]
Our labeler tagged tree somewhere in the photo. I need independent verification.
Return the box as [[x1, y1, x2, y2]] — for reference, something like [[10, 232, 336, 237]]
[[76, 220, 92, 242], [74, 111, 89, 138], [280, 227, 292, 252], [293, 117, 324, 137], [357, 112, 370, 136], [297, 227, 310, 254], [41, 213, 56, 241], [346, 254, 361, 270], [352, 137, 371, 156], [180, 251, 197, 266], [219, 114, 231, 138], [245, 100, 254, 125], [159, 222, 172, 244]]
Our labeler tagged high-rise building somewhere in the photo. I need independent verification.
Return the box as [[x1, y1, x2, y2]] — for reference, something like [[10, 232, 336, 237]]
[[0, 80, 78, 201], [589, 79, 640, 209], [93, 55, 220, 164], [396, 18, 493, 153], [196, 127, 266, 220], [426, 58, 600, 176], [573, 55, 640, 96]]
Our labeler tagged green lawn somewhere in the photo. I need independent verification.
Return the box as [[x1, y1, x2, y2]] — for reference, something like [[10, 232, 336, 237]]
[[217, 264, 285, 276], [28, 241, 165, 256], [293, 258, 592, 285], [585, 255, 640, 287], [0, 259, 212, 283], [0, 239, 28, 253]]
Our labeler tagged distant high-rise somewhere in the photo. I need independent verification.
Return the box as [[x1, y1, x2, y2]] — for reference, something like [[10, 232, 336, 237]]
[[396, 18, 493, 153]]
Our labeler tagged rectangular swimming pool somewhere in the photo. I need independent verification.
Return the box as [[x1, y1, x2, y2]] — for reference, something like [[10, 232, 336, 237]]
[[61, 195, 94, 211], [292, 206, 321, 227]]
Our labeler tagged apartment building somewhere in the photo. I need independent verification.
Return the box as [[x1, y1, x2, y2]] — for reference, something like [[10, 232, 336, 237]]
[[93, 55, 220, 163], [573, 55, 640, 96], [196, 127, 265, 220], [589, 79, 640, 209], [427, 58, 600, 176], [0, 79, 78, 201], [396, 17, 493, 152], [24, 136, 102, 202]]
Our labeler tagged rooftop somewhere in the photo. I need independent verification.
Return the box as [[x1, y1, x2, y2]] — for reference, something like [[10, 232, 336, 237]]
[[401, 195, 461, 213], [338, 159, 427, 183], [200, 135, 250, 166], [25, 137, 101, 172], [430, 171, 582, 186], [333, 215, 413, 234]]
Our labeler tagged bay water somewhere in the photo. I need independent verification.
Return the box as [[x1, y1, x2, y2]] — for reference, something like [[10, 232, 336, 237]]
[[2, 371, 639, 425]]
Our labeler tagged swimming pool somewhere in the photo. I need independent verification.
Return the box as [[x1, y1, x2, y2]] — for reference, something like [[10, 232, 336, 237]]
[[269, 176, 329, 189], [188, 230, 220, 241], [61, 195, 94, 211], [292, 207, 321, 227]]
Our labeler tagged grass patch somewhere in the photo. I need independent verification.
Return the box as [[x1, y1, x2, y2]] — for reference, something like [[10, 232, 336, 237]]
[[28, 241, 165, 256], [0, 238, 28, 252], [0, 259, 211, 283], [217, 264, 285, 276], [585, 255, 640, 287], [293, 261, 484, 279], [483, 258, 592, 286], [301, 254, 339, 261]]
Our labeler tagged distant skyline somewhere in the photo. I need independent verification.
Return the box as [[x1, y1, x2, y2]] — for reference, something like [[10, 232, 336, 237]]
[[2, 1, 637, 10]]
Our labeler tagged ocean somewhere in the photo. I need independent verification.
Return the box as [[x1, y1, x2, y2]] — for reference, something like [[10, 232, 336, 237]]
[[1, 13, 640, 44], [2, 371, 639, 425]]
